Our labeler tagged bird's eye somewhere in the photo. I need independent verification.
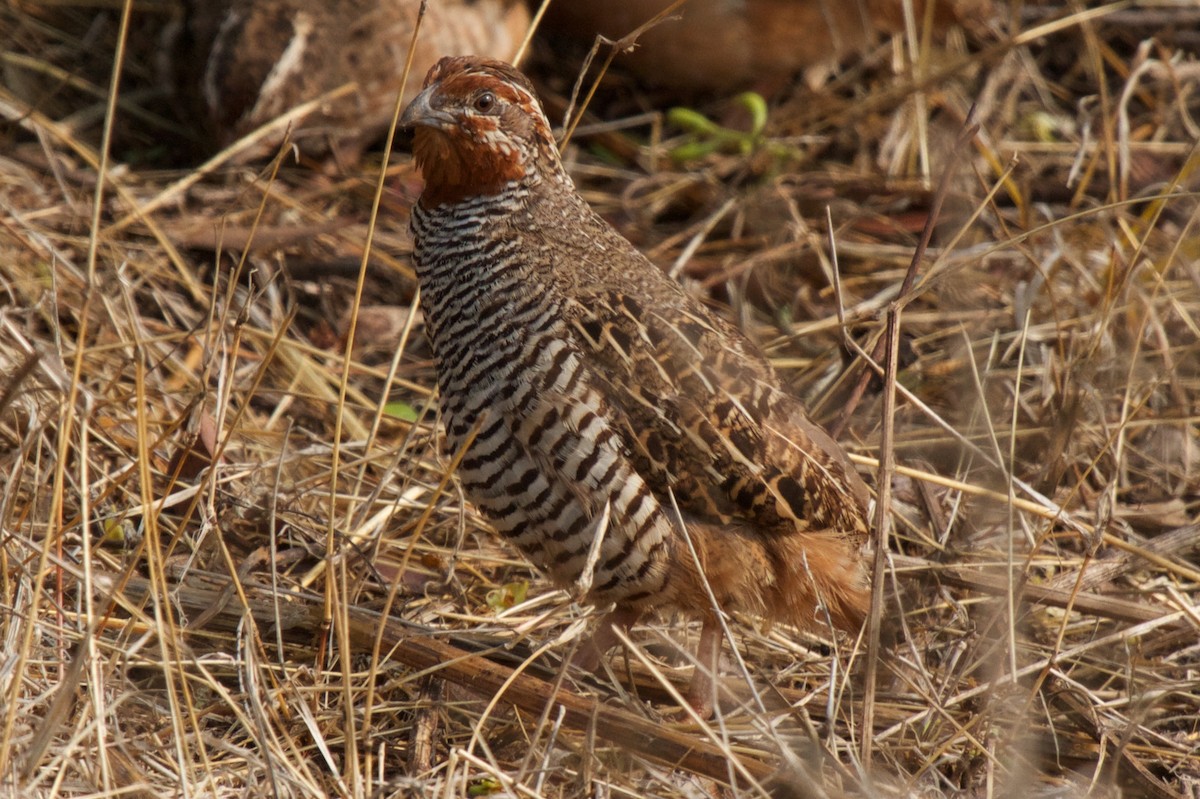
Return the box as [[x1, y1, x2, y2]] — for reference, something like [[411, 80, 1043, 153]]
[[473, 92, 497, 113]]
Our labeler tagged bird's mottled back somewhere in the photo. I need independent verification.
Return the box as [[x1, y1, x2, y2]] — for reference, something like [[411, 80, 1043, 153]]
[[402, 55, 871, 712]]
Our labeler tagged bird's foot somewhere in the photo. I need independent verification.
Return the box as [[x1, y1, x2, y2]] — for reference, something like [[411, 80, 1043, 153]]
[[568, 606, 642, 675], [677, 617, 722, 721]]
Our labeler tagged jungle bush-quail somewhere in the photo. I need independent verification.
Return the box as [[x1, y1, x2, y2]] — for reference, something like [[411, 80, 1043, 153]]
[[400, 56, 872, 715]]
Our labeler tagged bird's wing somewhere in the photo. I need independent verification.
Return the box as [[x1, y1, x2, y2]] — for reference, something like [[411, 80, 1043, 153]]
[[567, 285, 869, 548]]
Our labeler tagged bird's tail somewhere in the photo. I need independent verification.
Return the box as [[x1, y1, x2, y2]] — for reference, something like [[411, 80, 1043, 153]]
[[769, 530, 870, 635]]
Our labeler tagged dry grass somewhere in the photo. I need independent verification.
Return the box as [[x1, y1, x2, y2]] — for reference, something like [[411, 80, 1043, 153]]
[[2, 1, 1199, 797]]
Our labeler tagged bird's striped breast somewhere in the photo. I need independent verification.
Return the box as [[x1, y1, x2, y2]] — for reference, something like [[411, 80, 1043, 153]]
[[410, 189, 678, 607]]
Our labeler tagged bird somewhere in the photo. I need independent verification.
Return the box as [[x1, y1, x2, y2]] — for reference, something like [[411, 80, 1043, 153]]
[[400, 55, 871, 716], [542, 0, 990, 94], [169, 0, 529, 164]]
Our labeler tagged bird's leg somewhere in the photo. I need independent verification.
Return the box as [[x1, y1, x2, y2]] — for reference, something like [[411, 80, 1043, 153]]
[[570, 606, 642, 673], [684, 616, 723, 718]]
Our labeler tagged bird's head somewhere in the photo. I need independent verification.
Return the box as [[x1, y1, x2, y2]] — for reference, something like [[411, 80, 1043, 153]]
[[401, 56, 559, 207]]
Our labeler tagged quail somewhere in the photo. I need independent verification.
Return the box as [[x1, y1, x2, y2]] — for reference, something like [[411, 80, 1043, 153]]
[[400, 56, 871, 715], [543, 0, 989, 93], [171, 0, 529, 163]]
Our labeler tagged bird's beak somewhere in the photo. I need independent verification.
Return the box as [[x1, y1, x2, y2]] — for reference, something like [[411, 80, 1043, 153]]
[[400, 85, 455, 130]]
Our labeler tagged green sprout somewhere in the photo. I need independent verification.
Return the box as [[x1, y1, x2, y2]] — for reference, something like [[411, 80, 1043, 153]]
[[485, 580, 528, 612], [667, 91, 794, 164]]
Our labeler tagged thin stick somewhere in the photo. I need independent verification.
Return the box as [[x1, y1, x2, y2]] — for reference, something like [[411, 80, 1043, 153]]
[[513, 0, 553, 66], [331, 0, 429, 784], [860, 304, 900, 766]]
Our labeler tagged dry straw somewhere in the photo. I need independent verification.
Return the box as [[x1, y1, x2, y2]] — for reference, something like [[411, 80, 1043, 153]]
[[1, 1, 1198, 797]]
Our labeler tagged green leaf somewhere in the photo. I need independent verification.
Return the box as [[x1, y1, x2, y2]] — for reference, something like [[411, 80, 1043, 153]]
[[382, 401, 421, 422], [467, 778, 504, 795], [669, 140, 721, 162], [485, 581, 528, 611], [667, 107, 719, 135], [737, 91, 769, 137]]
